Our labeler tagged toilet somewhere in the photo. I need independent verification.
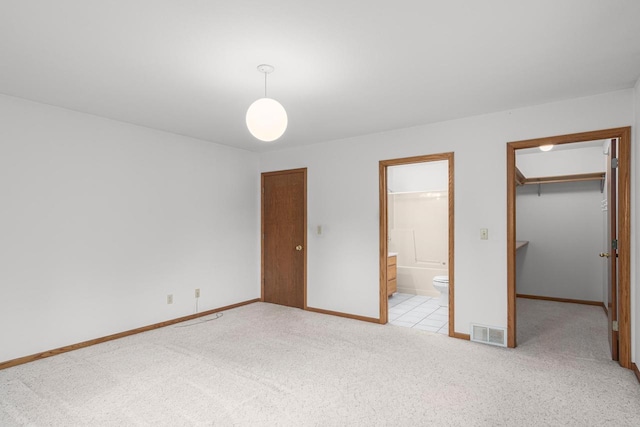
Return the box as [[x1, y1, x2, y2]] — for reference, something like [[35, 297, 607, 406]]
[[432, 276, 449, 307]]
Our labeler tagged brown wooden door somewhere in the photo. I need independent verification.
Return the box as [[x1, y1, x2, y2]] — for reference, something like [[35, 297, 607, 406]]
[[262, 168, 306, 309], [606, 139, 619, 360]]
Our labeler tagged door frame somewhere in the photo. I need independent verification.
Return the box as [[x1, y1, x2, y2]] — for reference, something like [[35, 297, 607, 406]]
[[261, 168, 308, 309], [607, 139, 619, 361], [506, 127, 631, 368], [379, 153, 455, 336]]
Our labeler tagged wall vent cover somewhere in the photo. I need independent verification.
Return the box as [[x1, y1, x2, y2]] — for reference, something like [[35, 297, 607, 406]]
[[470, 323, 507, 347]]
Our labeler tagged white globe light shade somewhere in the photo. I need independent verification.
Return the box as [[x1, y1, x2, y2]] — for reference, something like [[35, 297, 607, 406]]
[[246, 98, 288, 142]]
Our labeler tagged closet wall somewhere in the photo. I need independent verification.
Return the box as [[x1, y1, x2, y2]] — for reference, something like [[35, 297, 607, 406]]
[[515, 146, 606, 302]]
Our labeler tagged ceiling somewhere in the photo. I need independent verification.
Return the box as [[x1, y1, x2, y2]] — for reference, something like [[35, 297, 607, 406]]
[[1, 1, 640, 152]]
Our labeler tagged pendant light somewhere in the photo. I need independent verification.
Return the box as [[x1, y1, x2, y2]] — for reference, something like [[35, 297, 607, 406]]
[[246, 64, 288, 142]]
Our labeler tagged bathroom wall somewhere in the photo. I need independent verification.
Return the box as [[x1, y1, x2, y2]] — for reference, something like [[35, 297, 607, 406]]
[[387, 161, 448, 193], [388, 161, 448, 296], [389, 191, 448, 296]]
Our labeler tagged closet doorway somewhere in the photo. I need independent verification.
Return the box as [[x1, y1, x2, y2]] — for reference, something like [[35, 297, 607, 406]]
[[506, 127, 631, 369], [379, 153, 455, 336]]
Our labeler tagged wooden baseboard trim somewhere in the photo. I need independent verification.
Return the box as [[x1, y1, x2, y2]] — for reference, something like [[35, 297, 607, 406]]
[[632, 363, 640, 384], [452, 332, 470, 340], [517, 294, 603, 307], [0, 298, 260, 371], [305, 306, 379, 324]]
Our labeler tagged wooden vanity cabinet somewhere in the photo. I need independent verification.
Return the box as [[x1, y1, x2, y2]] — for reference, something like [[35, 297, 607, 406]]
[[387, 255, 397, 296]]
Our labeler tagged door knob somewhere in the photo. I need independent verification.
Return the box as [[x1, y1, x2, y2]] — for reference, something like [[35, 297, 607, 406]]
[[599, 252, 610, 258], [296, 245, 303, 251]]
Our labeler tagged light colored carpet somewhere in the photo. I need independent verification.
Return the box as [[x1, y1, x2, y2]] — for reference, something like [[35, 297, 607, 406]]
[[1, 300, 639, 426], [516, 297, 612, 361]]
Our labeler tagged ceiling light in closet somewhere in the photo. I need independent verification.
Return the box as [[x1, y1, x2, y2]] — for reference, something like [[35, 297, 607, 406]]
[[539, 145, 553, 152]]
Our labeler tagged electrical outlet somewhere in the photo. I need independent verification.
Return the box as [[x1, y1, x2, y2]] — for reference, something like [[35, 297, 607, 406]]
[[195, 288, 200, 298], [480, 228, 489, 240], [167, 294, 173, 304]]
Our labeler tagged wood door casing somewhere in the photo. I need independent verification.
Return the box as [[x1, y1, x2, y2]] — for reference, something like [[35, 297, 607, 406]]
[[379, 153, 455, 333], [506, 127, 631, 369], [261, 168, 306, 309], [607, 139, 618, 360]]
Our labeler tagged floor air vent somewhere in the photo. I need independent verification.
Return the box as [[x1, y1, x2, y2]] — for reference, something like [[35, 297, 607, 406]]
[[470, 323, 507, 347]]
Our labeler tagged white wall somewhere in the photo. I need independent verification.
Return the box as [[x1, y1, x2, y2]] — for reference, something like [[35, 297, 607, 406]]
[[515, 181, 604, 301], [2, 87, 636, 364], [0, 94, 260, 363], [260, 89, 634, 335]]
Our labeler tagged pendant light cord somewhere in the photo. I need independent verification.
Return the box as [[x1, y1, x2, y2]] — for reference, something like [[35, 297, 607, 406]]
[[264, 72, 267, 98]]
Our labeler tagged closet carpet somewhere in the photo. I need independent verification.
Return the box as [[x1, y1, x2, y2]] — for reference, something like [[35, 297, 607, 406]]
[[1, 299, 639, 426]]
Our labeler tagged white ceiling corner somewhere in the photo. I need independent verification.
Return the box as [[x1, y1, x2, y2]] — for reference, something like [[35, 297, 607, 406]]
[[1, 0, 639, 152]]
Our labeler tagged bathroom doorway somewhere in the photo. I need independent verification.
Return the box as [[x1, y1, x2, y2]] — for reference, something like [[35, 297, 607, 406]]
[[507, 127, 631, 369], [379, 153, 455, 336]]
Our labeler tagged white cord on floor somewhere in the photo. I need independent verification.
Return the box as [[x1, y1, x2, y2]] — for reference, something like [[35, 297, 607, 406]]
[[174, 312, 223, 328]]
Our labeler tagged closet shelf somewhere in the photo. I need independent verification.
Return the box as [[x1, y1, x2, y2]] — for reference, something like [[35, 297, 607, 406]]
[[515, 168, 605, 195], [520, 172, 605, 186]]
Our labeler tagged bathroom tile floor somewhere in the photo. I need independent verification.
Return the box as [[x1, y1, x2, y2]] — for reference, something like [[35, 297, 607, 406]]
[[388, 293, 448, 334]]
